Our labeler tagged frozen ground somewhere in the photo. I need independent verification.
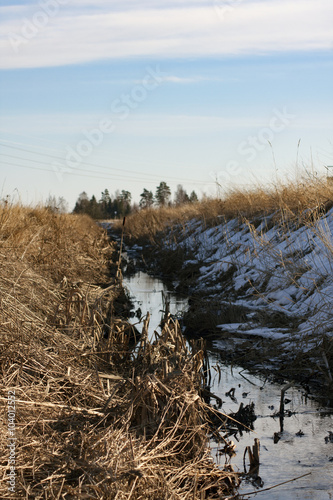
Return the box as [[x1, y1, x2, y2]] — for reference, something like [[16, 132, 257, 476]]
[[165, 209, 333, 350]]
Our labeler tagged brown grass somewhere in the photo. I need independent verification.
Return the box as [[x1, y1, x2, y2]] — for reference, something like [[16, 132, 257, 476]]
[[220, 175, 333, 218], [0, 203, 112, 282], [120, 175, 333, 240], [0, 203, 239, 499]]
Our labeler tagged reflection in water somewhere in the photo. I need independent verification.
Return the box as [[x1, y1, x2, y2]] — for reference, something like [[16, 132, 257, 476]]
[[208, 361, 333, 499], [124, 271, 188, 336], [124, 271, 333, 500]]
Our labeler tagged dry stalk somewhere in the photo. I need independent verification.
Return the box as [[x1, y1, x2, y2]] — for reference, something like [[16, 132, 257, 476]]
[[0, 205, 239, 499]]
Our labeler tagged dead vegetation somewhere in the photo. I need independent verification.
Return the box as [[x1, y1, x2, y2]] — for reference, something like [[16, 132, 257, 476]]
[[119, 175, 333, 241], [0, 203, 240, 499]]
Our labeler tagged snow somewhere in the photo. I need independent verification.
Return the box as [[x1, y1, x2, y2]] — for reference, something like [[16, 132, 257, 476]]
[[169, 208, 333, 343], [216, 322, 289, 340], [216, 323, 244, 331]]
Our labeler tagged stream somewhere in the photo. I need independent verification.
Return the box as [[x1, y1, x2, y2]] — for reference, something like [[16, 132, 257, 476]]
[[124, 269, 333, 499]]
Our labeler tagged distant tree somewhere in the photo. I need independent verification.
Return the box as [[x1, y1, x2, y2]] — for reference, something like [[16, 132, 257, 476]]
[[99, 189, 112, 218], [174, 184, 190, 206], [106, 198, 114, 218], [46, 195, 57, 212], [111, 190, 132, 218], [120, 190, 131, 204], [100, 189, 111, 205], [73, 189, 133, 219], [45, 195, 68, 213], [155, 181, 171, 206], [73, 192, 90, 214], [139, 188, 154, 209], [88, 195, 103, 219], [58, 196, 69, 213], [119, 190, 132, 216], [189, 190, 199, 203]]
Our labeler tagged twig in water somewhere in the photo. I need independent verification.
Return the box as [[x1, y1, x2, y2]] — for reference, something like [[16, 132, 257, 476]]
[[239, 370, 258, 387], [226, 472, 312, 498], [279, 381, 294, 431]]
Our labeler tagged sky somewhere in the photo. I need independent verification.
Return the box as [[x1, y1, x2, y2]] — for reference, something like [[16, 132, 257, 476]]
[[0, 0, 332, 209]]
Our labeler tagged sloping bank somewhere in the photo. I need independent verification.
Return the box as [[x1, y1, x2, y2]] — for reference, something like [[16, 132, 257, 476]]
[[121, 203, 333, 399], [0, 205, 239, 499]]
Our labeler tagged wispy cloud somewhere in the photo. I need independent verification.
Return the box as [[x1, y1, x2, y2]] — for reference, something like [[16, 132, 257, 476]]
[[0, 0, 331, 69], [2, 111, 331, 140], [0, 112, 265, 138], [161, 76, 205, 84], [81, 74, 239, 85]]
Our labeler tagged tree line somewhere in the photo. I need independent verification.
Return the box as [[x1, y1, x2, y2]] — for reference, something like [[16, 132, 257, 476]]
[[72, 182, 198, 219]]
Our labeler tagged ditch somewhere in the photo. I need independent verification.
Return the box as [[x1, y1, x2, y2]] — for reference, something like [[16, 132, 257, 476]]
[[124, 267, 333, 499]]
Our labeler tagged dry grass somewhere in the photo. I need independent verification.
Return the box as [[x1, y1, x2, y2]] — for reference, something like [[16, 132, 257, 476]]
[[0, 203, 112, 282], [120, 175, 333, 240], [117, 202, 222, 241], [219, 175, 333, 219], [0, 203, 239, 499]]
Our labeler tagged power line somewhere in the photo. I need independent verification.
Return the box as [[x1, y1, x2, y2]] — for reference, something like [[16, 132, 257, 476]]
[[0, 152, 156, 183], [0, 159, 164, 184], [0, 135, 184, 173], [0, 158, 213, 187], [0, 137, 176, 171], [0, 142, 171, 181], [0, 140, 209, 185]]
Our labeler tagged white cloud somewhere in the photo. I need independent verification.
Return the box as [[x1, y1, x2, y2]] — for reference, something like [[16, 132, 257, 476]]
[[96, 75, 207, 85], [160, 75, 203, 83], [0, 0, 332, 68], [0, 0, 333, 68]]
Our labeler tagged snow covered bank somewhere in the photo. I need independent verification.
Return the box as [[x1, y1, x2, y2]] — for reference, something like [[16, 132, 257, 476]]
[[137, 208, 332, 391], [167, 210, 332, 337]]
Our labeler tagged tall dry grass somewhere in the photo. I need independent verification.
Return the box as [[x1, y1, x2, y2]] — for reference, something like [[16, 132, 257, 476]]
[[0, 203, 112, 282], [118, 200, 223, 241], [121, 175, 333, 240], [0, 203, 239, 499]]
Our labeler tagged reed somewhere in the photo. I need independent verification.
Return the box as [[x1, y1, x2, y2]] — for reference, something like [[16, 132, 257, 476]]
[[0, 203, 239, 499]]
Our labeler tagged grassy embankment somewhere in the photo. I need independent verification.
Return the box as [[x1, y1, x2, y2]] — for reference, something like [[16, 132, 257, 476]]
[[122, 176, 333, 240], [0, 204, 239, 499], [120, 176, 333, 283]]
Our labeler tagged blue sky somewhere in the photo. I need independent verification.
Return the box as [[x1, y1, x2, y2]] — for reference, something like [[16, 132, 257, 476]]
[[0, 0, 332, 209]]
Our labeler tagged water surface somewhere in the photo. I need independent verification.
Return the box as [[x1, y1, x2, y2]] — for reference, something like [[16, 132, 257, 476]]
[[124, 271, 333, 499]]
